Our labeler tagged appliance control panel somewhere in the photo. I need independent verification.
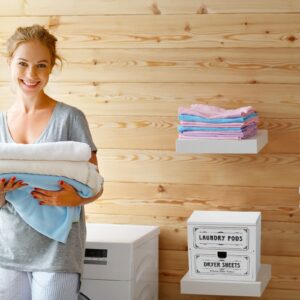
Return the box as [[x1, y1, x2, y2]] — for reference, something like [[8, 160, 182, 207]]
[[84, 248, 108, 265]]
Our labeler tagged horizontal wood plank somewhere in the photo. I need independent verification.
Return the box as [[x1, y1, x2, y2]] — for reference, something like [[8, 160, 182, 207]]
[[160, 282, 300, 300], [159, 250, 300, 291], [97, 149, 300, 187], [46, 82, 300, 118], [83, 116, 300, 154], [85, 182, 300, 223], [86, 216, 300, 256], [1, 83, 300, 118], [0, 14, 300, 48], [2, 48, 300, 83], [160, 283, 221, 300], [2, 0, 300, 15]]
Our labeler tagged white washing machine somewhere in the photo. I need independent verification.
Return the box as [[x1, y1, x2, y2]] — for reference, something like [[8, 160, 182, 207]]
[[80, 223, 160, 300]]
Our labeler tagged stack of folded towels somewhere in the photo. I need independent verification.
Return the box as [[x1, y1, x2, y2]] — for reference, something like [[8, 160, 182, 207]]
[[0, 141, 104, 243], [178, 104, 259, 140]]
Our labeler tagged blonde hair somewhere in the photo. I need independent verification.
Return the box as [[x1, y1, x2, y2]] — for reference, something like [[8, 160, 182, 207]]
[[6, 24, 62, 69]]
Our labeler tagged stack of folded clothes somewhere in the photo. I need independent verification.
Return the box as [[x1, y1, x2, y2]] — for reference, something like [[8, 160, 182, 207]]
[[0, 141, 104, 243], [178, 104, 259, 140]]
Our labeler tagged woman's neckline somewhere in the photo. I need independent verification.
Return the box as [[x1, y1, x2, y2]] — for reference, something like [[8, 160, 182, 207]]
[[4, 101, 60, 144]]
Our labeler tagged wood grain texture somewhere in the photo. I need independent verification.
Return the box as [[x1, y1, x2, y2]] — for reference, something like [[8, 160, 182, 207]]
[[46, 82, 300, 118], [85, 182, 300, 223], [0, 3, 299, 299], [2, 0, 300, 15], [97, 149, 300, 188], [0, 14, 300, 48], [160, 282, 300, 300], [159, 250, 300, 290], [2, 48, 300, 83], [82, 115, 300, 153], [85, 215, 300, 256], [1, 82, 300, 118]]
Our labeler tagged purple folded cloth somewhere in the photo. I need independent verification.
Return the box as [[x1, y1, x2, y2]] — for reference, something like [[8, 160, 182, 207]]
[[178, 104, 255, 119], [179, 127, 257, 140], [178, 135, 250, 140], [179, 133, 256, 140], [178, 123, 257, 133]]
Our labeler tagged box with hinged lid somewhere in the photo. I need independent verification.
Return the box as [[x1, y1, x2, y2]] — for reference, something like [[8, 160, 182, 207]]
[[187, 210, 261, 281]]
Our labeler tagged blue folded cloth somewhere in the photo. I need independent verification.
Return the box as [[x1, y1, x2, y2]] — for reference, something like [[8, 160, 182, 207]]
[[178, 113, 257, 123], [2, 173, 93, 243], [177, 123, 257, 133]]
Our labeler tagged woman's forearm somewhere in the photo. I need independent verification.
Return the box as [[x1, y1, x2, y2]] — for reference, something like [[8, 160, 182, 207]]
[[79, 154, 103, 205], [0, 193, 6, 207], [79, 187, 103, 206]]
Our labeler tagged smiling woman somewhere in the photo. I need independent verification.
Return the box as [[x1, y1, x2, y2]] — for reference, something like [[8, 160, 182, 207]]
[[6, 44, 57, 145], [5, 25, 61, 144], [0, 24, 103, 300], [11, 41, 52, 89]]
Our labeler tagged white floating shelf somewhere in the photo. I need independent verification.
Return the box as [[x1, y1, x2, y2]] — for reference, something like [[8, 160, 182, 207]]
[[180, 264, 271, 297], [176, 129, 268, 154]]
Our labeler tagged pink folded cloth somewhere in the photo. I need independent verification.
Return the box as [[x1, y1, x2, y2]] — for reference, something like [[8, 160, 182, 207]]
[[178, 135, 245, 140], [178, 131, 256, 140], [178, 104, 255, 119], [179, 117, 259, 128]]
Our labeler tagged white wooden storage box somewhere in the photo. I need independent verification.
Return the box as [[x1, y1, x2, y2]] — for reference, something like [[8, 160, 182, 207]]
[[187, 211, 261, 281]]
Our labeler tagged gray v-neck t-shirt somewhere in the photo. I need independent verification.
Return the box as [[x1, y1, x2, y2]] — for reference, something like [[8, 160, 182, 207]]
[[0, 101, 97, 274]]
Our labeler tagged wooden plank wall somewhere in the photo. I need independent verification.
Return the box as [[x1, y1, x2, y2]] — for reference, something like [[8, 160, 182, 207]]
[[0, 1, 300, 299]]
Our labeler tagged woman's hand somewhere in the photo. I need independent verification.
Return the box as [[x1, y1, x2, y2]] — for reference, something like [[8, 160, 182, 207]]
[[0, 177, 28, 207], [0, 176, 28, 194], [31, 180, 83, 207]]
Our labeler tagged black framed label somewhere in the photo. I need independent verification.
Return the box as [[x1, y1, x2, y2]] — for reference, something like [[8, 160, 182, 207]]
[[194, 254, 249, 276], [193, 226, 249, 250]]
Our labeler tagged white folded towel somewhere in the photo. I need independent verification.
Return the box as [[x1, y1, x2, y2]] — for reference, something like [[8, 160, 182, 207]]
[[0, 160, 103, 195], [0, 141, 103, 195], [0, 141, 91, 161]]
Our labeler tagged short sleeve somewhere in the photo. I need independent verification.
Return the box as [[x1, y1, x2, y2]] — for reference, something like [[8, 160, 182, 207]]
[[69, 109, 97, 152]]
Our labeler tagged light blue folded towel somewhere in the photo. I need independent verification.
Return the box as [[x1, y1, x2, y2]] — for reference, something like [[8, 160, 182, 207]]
[[177, 123, 257, 133], [178, 113, 257, 123], [2, 173, 93, 243]]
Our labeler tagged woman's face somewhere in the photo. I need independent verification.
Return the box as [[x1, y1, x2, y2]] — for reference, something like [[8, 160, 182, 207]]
[[8, 40, 53, 96]]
